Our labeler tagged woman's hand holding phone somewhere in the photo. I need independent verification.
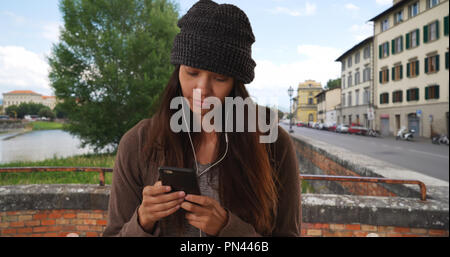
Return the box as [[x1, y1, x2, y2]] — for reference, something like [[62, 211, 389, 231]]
[[181, 194, 229, 236], [138, 181, 185, 233]]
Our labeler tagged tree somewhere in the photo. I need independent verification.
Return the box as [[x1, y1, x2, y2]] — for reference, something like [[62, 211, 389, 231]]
[[48, 0, 180, 152], [5, 103, 49, 119], [325, 78, 341, 90], [38, 108, 56, 120]]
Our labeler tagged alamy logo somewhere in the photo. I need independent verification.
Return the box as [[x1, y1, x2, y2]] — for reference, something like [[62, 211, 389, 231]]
[[169, 90, 279, 143]]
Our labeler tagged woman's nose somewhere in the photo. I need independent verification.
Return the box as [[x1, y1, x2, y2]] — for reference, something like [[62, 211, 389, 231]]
[[194, 75, 212, 95]]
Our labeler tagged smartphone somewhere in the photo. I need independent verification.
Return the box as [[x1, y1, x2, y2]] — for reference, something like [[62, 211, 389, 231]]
[[158, 166, 201, 195]]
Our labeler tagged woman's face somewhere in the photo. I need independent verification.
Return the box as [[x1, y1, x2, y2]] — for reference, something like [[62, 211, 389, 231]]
[[179, 65, 234, 116]]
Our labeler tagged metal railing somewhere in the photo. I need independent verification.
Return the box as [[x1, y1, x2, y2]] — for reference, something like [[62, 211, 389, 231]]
[[0, 167, 427, 201]]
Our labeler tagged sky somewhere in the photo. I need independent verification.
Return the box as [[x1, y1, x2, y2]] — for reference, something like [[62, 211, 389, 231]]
[[0, 0, 393, 111]]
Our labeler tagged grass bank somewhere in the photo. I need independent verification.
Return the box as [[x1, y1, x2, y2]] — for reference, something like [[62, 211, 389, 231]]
[[26, 121, 65, 131], [0, 153, 115, 186]]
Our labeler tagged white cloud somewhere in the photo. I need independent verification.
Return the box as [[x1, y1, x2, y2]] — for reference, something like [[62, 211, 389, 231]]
[[247, 45, 342, 110], [42, 22, 62, 43], [345, 3, 360, 11], [0, 46, 52, 95], [1, 11, 26, 24], [349, 23, 373, 41], [376, 0, 391, 6], [270, 2, 317, 17]]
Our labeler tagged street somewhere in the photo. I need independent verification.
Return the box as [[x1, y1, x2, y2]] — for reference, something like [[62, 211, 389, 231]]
[[280, 124, 449, 182]]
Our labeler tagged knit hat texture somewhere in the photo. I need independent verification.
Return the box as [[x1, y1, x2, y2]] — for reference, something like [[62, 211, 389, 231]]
[[170, 0, 256, 84]]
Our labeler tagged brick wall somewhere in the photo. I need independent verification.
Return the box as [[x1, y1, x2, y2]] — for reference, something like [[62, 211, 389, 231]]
[[300, 222, 449, 237], [0, 209, 107, 237]]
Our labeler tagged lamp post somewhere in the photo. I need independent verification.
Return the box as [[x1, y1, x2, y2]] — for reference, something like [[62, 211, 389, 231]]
[[288, 86, 294, 133]]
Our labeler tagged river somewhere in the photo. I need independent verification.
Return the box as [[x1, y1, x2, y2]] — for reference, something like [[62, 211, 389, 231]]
[[0, 130, 95, 164]]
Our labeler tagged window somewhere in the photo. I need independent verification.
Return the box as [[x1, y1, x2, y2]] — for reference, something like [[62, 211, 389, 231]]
[[348, 74, 353, 87], [407, 88, 420, 101], [407, 59, 420, 78], [355, 90, 360, 106], [409, 2, 419, 18], [427, 0, 439, 9], [406, 29, 420, 49], [355, 71, 360, 85], [379, 42, 389, 59], [342, 94, 346, 107], [308, 97, 314, 105], [342, 75, 346, 88], [394, 11, 403, 25], [379, 68, 389, 84], [392, 64, 403, 81], [382, 18, 390, 32], [380, 93, 389, 104], [424, 21, 439, 43], [363, 88, 370, 105], [444, 16, 449, 36], [446, 52, 449, 69], [355, 52, 360, 64], [348, 56, 352, 67], [425, 85, 440, 99], [425, 54, 440, 74], [363, 67, 371, 82], [392, 36, 403, 54], [342, 61, 346, 71], [363, 46, 371, 59], [348, 92, 352, 107], [393, 91, 403, 103]]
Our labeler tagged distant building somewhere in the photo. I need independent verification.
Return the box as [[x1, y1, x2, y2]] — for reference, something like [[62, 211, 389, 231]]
[[315, 88, 342, 125], [336, 36, 375, 128], [370, 0, 449, 137], [2, 90, 57, 110], [295, 80, 323, 123]]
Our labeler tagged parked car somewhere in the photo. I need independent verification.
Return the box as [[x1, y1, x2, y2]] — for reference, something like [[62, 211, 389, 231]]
[[336, 124, 349, 133], [0, 115, 9, 120], [348, 124, 368, 135], [327, 123, 337, 132], [296, 122, 307, 127]]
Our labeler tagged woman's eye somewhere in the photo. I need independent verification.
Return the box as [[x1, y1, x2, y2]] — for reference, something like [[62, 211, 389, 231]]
[[215, 77, 228, 82], [187, 72, 198, 77]]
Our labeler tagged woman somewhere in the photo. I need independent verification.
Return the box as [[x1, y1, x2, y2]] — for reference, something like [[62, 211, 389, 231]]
[[103, 0, 301, 237]]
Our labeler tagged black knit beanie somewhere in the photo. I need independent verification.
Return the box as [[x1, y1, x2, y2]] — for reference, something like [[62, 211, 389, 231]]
[[171, 0, 256, 84]]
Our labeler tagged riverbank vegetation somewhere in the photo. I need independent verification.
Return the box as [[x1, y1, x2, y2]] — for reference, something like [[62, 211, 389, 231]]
[[0, 154, 115, 186], [27, 121, 65, 131]]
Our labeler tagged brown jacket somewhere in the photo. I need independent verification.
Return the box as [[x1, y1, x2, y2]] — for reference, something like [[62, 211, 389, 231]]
[[102, 118, 301, 237]]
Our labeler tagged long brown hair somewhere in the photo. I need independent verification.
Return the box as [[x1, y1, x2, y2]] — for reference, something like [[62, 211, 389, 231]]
[[143, 65, 279, 235]]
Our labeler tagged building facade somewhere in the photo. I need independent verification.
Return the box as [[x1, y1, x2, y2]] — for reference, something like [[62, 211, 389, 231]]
[[316, 88, 342, 125], [2, 90, 57, 110], [295, 80, 323, 123], [336, 37, 375, 128], [371, 0, 449, 137]]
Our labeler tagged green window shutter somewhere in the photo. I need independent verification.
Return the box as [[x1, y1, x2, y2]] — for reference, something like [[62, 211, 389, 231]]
[[386, 42, 390, 57], [416, 60, 420, 75], [424, 25, 429, 43], [386, 69, 389, 82], [407, 63, 411, 77], [400, 36, 403, 52], [406, 33, 410, 49], [407, 90, 411, 101], [436, 55, 440, 71], [416, 88, 420, 100], [380, 94, 383, 104], [400, 65, 403, 79], [446, 52, 449, 69], [379, 71, 382, 83], [445, 16, 449, 36], [425, 57, 429, 73], [435, 20, 439, 40], [425, 87, 429, 100], [416, 29, 420, 46], [379, 45, 382, 59], [392, 40, 396, 54], [436, 86, 440, 99], [392, 67, 395, 80]]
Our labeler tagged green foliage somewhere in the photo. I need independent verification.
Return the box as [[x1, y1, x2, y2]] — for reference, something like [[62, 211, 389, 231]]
[[48, 0, 180, 152], [38, 107, 56, 120], [30, 121, 64, 131], [0, 153, 115, 185], [325, 78, 341, 90], [5, 103, 50, 119]]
